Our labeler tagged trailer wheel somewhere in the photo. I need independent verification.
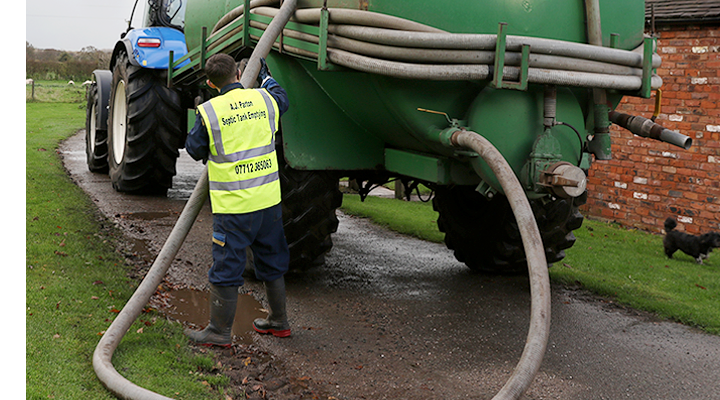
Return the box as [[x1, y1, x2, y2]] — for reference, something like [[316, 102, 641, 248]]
[[276, 139, 343, 270], [433, 185, 586, 274], [85, 83, 109, 173], [107, 52, 185, 194]]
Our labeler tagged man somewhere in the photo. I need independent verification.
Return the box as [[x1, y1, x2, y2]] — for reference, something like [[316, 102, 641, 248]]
[[184, 53, 292, 347]]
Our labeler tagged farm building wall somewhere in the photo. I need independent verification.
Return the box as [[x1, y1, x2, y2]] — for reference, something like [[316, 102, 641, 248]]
[[582, 23, 720, 235]]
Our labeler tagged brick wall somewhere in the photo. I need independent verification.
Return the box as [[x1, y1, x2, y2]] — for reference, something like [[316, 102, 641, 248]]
[[582, 24, 720, 235]]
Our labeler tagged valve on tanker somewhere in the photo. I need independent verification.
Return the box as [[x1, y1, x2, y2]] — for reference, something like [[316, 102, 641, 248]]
[[538, 161, 587, 199], [417, 108, 460, 128]]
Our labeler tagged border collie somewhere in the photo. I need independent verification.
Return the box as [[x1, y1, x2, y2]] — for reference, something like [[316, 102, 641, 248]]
[[663, 218, 720, 264]]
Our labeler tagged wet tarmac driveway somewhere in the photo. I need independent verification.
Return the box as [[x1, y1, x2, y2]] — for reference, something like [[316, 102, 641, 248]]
[[61, 131, 720, 399]]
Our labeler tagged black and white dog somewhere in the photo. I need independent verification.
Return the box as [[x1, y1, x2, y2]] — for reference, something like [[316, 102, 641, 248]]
[[663, 217, 720, 264]]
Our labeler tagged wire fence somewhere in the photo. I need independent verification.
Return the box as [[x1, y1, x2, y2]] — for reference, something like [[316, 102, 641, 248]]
[[26, 80, 88, 104]]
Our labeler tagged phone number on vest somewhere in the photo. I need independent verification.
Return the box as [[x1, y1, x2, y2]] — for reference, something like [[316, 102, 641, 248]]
[[235, 158, 272, 175]]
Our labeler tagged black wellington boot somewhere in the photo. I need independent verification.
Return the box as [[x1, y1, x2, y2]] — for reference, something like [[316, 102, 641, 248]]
[[185, 284, 239, 347], [253, 277, 291, 338]]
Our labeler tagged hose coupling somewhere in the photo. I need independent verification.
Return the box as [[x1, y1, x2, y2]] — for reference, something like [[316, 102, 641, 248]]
[[538, 162, 587, 198], [609, 111, 692, 150]]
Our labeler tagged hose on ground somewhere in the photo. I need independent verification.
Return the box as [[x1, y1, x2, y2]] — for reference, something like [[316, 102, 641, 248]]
[[450, 130, 551, 400], [92, 174, 208, 400], [91, 1, 298, 399]]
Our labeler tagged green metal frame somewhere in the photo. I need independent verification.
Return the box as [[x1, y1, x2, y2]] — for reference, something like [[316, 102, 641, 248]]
[[167, 0, 334, 87], [491, 23, 530, 91], [639, 36, 655, 99], [384, 149, 453, 185]]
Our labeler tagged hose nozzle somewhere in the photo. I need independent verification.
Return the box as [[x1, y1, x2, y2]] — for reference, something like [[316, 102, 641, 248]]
[[609, 111, 692, 150]]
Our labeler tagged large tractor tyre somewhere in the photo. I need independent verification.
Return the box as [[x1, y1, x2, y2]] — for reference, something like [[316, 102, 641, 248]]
[[277, 145, 343, 270], [107, 52, 185, 195], [433, 185, 586, 274], [85, 83, 109, 173]]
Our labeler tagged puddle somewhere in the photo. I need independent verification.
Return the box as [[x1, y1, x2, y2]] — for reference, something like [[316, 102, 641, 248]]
[[162, 288, 267, 344], [126, 237, 155, 261]]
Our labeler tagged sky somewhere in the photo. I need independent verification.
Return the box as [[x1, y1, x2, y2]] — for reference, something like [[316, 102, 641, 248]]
[[26, 0, 145, 51]]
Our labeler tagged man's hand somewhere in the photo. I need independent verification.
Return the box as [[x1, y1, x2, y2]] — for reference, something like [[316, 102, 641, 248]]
[[258, 58, 271, 82]]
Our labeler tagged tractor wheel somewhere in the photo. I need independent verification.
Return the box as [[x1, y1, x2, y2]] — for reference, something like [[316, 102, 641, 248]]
[[433, 185, 586, 274], [107, 52, 185, 194], [85, 82, 109, 173], [277, 140, 343, 270]]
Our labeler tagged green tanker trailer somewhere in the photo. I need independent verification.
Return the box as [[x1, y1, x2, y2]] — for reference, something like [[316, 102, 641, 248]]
[[86, 0, 690, 274]]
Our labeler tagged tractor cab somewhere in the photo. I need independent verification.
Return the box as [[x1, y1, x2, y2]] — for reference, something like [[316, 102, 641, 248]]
[[142, 0, 186, 31]]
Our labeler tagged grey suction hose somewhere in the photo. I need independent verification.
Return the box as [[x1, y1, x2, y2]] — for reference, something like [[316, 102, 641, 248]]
[[249, 6, 662, 90], [91, 1, 298, 399], [92, 175, 208, 400], [211, 0, 278, 35], [450, 130, 551, 400]]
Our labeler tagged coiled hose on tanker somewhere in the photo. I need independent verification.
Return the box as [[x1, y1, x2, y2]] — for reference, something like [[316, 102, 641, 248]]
[[91, 1, 298, 399], [92, 2, 564, 400], [246, 5, 661, 91]]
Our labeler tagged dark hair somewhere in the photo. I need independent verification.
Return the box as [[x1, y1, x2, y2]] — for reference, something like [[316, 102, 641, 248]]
[[205, 53, 237, 88]]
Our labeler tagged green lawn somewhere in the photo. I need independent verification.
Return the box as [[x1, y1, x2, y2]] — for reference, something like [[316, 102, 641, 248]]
[[340, 193, 720, 335], [26, 102, 228, 399]]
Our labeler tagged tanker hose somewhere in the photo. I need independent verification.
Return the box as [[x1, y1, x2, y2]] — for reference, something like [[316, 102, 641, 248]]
[[210, 0, 278, 35], [248, 6, 662, 91], [450, 130, 551, 400], [91, 1, 298, 399]]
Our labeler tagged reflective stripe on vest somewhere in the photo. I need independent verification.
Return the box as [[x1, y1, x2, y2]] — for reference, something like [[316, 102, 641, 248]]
[[197, 88, 281, 214]]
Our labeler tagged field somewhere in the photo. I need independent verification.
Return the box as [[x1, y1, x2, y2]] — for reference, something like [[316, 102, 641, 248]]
[[26, 80, 88, 103]]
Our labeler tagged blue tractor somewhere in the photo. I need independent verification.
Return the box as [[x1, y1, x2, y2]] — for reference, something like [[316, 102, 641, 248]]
[[85, 0, 190, 194]]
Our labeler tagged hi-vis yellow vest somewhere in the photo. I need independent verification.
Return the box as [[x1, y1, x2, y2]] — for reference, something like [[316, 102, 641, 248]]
[[197, 88, 281, 214]]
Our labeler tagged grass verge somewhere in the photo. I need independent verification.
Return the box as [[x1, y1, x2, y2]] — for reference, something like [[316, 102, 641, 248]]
[[26, 102, 228, 399], [340, 193, 720, 335]]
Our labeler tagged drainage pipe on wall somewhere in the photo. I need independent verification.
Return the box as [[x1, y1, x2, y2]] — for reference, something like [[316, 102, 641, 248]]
[[91, 1, 298, 399]]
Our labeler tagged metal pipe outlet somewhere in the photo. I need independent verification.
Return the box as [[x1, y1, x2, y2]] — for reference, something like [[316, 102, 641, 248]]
[[609, 111, 692, 150]]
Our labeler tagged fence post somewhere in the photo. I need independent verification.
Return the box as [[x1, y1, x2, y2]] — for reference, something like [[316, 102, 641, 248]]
[[395, 181, 405, 200]]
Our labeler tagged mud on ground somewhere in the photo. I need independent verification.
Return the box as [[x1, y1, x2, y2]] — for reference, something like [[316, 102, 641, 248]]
[[121, 247, 334, 400]]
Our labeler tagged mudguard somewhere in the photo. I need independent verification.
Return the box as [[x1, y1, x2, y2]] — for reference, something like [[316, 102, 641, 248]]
[[91, 70, 112, 131], [118, 27, 190, 70]]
